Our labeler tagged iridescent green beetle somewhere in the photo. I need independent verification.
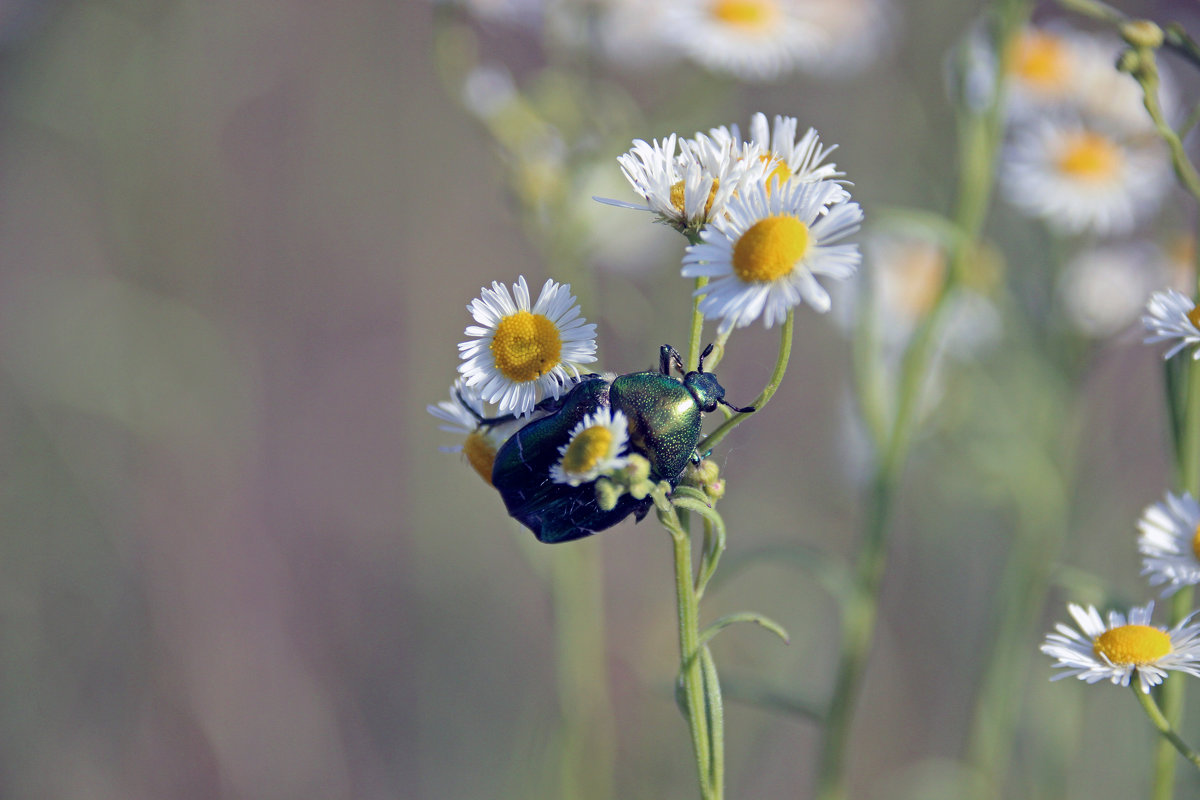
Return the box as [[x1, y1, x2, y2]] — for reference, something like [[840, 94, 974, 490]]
[[486, 344, 753, 543]]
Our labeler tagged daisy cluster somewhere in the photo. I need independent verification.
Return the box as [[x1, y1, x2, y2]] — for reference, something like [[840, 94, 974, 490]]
[[611, 112, 863, 333], [441, 0, 895, 81], [430, 113, 863, 508], [1041, 488, 1200, 692], [997, 23, 1172, 239]]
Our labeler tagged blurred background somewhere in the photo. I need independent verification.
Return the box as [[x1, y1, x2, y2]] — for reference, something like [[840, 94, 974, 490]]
[[3, 0, 1200, 798]]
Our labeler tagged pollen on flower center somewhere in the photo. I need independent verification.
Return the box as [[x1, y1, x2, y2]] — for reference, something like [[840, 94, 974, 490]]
[[1056, 132, 1122, 181], [671, 179, 719, 218], [490, 310, 563, 383], [732, 215, 810, 283], [463, 430, 498, 486], [1011, 31, 1068, 89], [1187, 304, 1200, 331], [709, 0, 777, 29], [1093, 624, 1171, 665], [561, 426, 613, 475]]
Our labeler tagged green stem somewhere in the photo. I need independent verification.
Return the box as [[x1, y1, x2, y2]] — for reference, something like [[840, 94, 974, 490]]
[[698, 310, 793, 455], [1135, 685, 1200, 771], [688, 277, 709, 373], [657, 494, 719, 799], [1154, 356, 1200, 798], [701, 646, 725, 796], [816, 5, 1026, 796]]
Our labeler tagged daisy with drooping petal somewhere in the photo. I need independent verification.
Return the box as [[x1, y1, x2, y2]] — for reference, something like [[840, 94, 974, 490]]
[[1040, 602, 1200, 693], [427, 379, 526, 486], [550, 407, 631, 486], [710, 112, 843, 191], [682, 177, 863, 332], [458, 276, 597, 417], [661, 0, 822, 82], [1139, 491, 1200, 597], [609, 132, 761, 234], [1000, 117, 1170, 236], [1143, 288, 1200, 360]]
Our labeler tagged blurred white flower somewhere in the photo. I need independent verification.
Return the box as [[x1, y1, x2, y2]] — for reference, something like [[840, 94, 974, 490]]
[[1058, 242, 1166, 338], [789, 0, 896, 75], [660, 0, 823, 81], [1000, 118, 1170, 236]]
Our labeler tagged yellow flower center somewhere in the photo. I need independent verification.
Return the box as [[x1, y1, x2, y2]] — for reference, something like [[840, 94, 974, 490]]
[[1093, 624, 1171, 666], [490, 310, 563, 383], [1055, 132, 1122, 182], [1191, 523, 1200, 562], [1011, 30, 1070, 91], [759, 155, 793, 192], [731, 215, 810, 283], [709, 0, 777, 29], [1188, 304, 1200, 331], [670, 179, 719, 219], [463, 430, 498, 486], [560, 425, 613, 476]]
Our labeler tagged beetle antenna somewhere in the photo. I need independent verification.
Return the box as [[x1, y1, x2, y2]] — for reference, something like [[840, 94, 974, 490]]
[[720, 398, 755, 414], [697, 343, 715, 372]]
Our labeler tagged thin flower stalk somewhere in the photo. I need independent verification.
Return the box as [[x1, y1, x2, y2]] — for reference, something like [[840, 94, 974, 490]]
[[1133, 684, 1200, 771], [816, 4, 1028, 797]]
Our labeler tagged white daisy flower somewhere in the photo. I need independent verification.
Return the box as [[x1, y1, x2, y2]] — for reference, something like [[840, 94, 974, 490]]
[[609, 132, 762, 234], [789, 0, 896, 75], [1000, 118, 1170, 236], [682, 178, 863, 332], [1139, 491, 1200, 597], [709, 112, 843, 190], [1040, 602, 1200, 693], [1003, 25, 1167, 135], [1058, 242, 1167, 338], [845, 234, 1000, 359], [1143, 288, 1200, 360], [549, 407, 631, 486], [546, 0, 679, 70], [1004, 26, 1089, 117], [427, 379, 525, 485], [660, 0, 822, 82], [458, 276, 597, 417]]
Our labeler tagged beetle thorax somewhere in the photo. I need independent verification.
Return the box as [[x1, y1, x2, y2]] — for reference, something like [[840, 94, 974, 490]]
[[684, 372, 725, 412]]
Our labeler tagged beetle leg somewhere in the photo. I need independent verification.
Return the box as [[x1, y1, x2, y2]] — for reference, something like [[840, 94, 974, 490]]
[[456, 389, 516, 425], [660, 344, 686, 376], [719, 398, 756, 414]]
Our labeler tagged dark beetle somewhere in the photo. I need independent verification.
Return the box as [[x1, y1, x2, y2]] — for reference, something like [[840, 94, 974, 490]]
[[486, 344, 753, 543]]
